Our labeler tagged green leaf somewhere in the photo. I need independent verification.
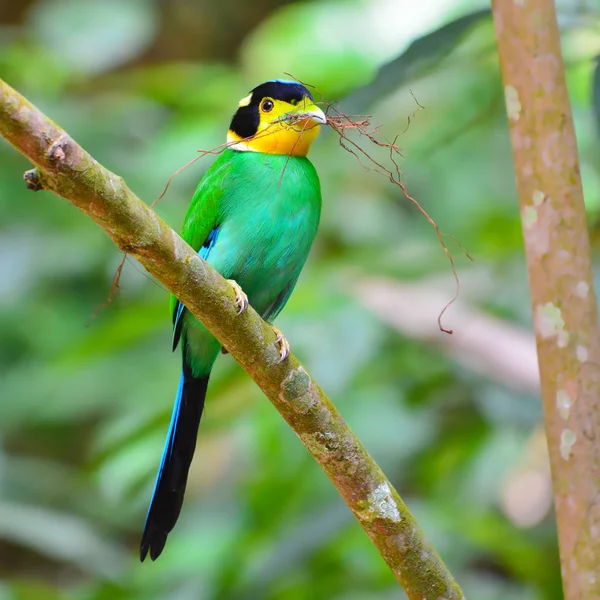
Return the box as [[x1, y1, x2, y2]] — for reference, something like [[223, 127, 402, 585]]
[[29, 0, 158, 74], [344, 9, 491, 110]]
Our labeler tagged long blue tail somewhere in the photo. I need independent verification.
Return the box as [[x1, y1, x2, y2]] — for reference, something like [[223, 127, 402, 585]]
[[140, 369, 209, 561]]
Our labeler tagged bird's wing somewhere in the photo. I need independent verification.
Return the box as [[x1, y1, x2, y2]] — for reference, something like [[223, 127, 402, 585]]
[[261, 278, 299, 322], [171, 157, 232, 350]]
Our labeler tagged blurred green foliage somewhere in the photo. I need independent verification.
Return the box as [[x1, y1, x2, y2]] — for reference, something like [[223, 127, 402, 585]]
[[1, 0, 599, 598]]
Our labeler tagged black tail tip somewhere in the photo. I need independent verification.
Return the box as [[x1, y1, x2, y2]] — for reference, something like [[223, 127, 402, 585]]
[[140, 531, 168, 562]]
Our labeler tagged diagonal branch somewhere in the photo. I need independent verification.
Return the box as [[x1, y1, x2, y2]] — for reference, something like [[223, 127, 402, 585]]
[[0, 78, 464, 599]]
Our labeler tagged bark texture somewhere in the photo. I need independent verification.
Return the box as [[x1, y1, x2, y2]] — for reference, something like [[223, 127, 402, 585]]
[[493, 1, 600, 597]]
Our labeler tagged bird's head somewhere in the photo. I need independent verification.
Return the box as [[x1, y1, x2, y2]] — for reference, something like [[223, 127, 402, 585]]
[[227, 80, 326, 156]]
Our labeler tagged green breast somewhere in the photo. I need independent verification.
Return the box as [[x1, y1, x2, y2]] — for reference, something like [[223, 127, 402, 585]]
[[210, 149, 321, 314]]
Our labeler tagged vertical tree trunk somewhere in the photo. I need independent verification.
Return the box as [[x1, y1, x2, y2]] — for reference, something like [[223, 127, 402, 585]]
[[492, 1, 600, 597]]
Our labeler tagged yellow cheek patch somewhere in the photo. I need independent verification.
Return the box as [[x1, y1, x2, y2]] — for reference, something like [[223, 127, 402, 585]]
[[238, 93, 253, 107], [252, 123, 321, 156], [228, 121, 321, 156], [228, 97, 322, 156]]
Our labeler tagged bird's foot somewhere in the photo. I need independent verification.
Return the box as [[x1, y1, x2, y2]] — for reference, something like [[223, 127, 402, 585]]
[[272, 325, 290, 362], [227, 279, 248, 315]]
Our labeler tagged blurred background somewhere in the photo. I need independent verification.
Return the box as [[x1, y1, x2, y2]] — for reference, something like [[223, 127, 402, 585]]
[[1, 0, 599, 598]]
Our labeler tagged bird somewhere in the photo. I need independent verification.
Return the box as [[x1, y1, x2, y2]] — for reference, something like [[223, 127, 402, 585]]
[[140, 79, 326, 561]]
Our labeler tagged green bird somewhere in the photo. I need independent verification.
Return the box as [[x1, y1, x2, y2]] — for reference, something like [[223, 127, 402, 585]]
[[140, 80, 325, 561]]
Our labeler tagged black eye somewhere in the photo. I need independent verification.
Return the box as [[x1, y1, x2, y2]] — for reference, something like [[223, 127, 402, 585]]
[[261, 99, 274, 113]]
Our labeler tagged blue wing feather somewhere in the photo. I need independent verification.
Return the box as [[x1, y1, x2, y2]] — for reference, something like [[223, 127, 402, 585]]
[[141, 369, 210, 561], [172, 227, 221, 351], [144, 373, 184, 523]]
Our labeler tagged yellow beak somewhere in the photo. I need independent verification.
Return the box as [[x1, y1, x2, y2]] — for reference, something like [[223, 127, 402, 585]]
[[295, 103, 327, 125], [278, 101, 327, 127]]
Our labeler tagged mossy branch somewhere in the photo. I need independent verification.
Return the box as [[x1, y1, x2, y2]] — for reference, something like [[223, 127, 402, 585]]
[[493, 1, 600, 598], [0, 78, 464, 599]]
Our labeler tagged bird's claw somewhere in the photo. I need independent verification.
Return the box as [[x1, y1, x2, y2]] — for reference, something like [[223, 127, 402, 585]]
[[227, 279, 248, 315], [272, 325, 290, 362]]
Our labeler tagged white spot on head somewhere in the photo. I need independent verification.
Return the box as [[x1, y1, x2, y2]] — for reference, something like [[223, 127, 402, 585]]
[[556, 389, 571, 420], [576, 281, 589, 299], [238, 93, 253, 107], [560, 429, 576, 460], [535, 303, 570, 347], [368, 482, 401, 522], [505, 85, 522, 121], [532, 190, 545, 206], [576, 345, 588, 363]]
